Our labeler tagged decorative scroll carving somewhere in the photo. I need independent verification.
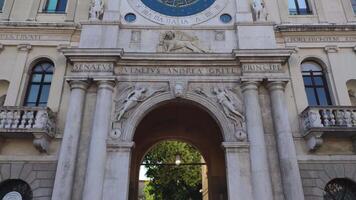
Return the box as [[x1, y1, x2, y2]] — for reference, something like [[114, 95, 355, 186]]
[[158, 31, 207, 53], [89, 0, 104, 21], [252, 0, 268, 22]]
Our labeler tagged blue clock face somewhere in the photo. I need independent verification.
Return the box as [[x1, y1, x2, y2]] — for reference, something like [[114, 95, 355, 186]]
[[141, 0, 215, 16]]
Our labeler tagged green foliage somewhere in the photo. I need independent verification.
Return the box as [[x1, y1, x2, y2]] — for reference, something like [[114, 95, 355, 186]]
[[143, 141, 203, 200]]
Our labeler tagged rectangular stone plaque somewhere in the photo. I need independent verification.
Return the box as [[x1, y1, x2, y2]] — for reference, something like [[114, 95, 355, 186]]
[[284, 36, 356, 43], [72, 63, 114, 72], [242, 63, 283, 73], [116, 66, 240, 76]]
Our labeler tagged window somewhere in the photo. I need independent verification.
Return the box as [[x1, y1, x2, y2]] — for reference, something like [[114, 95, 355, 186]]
[[0, 0, 5, 12], [351, 0, 356, 14], [288, 0, 312, 15], [324, 179, 356, 200], [301, 61, 332, 106], [0, 179, 33, 200], [24, 61, 54, 107], [43, 0, 67, 13]]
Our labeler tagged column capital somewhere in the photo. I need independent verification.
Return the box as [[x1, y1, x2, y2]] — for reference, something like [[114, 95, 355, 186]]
[[241, 80, 261, 92], [94, 77, 116, 91], [266, 80, 288, 92], [222, 142, 249, 153], [17, 44, 32, 52], [107, 141, 135, 152], [67, 79, 90, 91]]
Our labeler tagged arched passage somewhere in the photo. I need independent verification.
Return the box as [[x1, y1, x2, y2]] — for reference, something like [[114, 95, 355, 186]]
[[129, 100, 228, 199]]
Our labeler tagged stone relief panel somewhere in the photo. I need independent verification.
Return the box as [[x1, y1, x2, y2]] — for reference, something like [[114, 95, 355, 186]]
[[189, 83, 247, 141], [117, 29, 237, 53], [111, 82, 169, 140], [157, 31, 208, 53], [110, 80, 247, 142]]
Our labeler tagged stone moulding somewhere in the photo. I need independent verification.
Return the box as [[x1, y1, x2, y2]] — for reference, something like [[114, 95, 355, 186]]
[[0, 106, 56, 153], [301, 106, 356, 152]]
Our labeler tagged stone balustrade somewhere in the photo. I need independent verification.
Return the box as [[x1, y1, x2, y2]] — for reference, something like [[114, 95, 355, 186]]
[[0, 106, 55, 153], [301, 106, 356, 151]]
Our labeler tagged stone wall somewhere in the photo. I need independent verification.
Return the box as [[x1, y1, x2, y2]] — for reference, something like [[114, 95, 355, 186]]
[[299, 161, 356, 199], [0, 162, 56, 200]]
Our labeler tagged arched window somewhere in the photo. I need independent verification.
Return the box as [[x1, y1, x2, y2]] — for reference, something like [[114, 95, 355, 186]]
[[351, 0, 356, 13], [0, 179, 33, 200], [43, 0, 67, 13], [288, 0, 312, 15], [301, 61, 332, 106], [0, 0, 5, 12], [24, 61, 54, 107], [324, 178, 356, 200]]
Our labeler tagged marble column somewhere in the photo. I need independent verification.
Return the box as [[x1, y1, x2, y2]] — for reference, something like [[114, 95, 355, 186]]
[[241, 81, 273, 200], [51, 80, 89, 200], [103, 142, 134, 200], [223, 142, 253, 200], [267, 81, 304, 200], [82, 80, 115, 200]]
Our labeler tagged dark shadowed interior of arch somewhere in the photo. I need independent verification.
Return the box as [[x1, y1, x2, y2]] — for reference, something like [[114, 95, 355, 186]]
[[129, 100, 227, 200]]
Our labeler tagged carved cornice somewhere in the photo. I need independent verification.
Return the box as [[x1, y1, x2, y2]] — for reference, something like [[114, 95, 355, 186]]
[[0, 21, 79, 29], [60, 48, 124, 63], [275, 24, 356, 32], [234, 49, 294, 64]]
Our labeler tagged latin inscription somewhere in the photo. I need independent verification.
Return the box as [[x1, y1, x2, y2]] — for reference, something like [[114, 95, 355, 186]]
[[285, 36, 356, 43], [0, 34, 41, 41], [72, 63, 114, 72], [117, 66, 240, 76], [130, 0, 227, 25], [242, 64, 283, 73]]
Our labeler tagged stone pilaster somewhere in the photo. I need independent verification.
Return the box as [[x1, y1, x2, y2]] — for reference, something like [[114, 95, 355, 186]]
[[5, 44, 31, 106], [103, 141, 134, 200], [222, 142, 253, 200], [51, 79, 90, 200], [82, 79, 115, 200], [267, 81, 305, 200], [241, 81, 273, 200]]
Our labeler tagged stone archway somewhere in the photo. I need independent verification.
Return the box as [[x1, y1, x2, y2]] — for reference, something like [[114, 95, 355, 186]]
[[129, 100, 228, 200]]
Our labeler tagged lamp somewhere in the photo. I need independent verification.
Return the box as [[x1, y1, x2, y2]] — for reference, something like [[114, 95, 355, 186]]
[[175, 154, 181, 165]]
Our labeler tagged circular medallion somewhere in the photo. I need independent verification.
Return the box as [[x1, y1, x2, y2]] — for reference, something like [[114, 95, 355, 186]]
[[129, 0, 227, 25], [3, 191, 22, 200]]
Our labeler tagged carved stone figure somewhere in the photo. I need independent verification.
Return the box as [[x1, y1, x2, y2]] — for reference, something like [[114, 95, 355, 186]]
[[212, 87, 244, 124], [252, 0, 268, 21], [89, 0, 104, 21], [116, 86, 166, 121], [158, 31, 206, 53], [173, 83, 185, 97]]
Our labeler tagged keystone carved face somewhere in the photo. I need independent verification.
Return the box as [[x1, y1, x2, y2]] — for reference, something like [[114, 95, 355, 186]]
[[173, 83, 184, 97]]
